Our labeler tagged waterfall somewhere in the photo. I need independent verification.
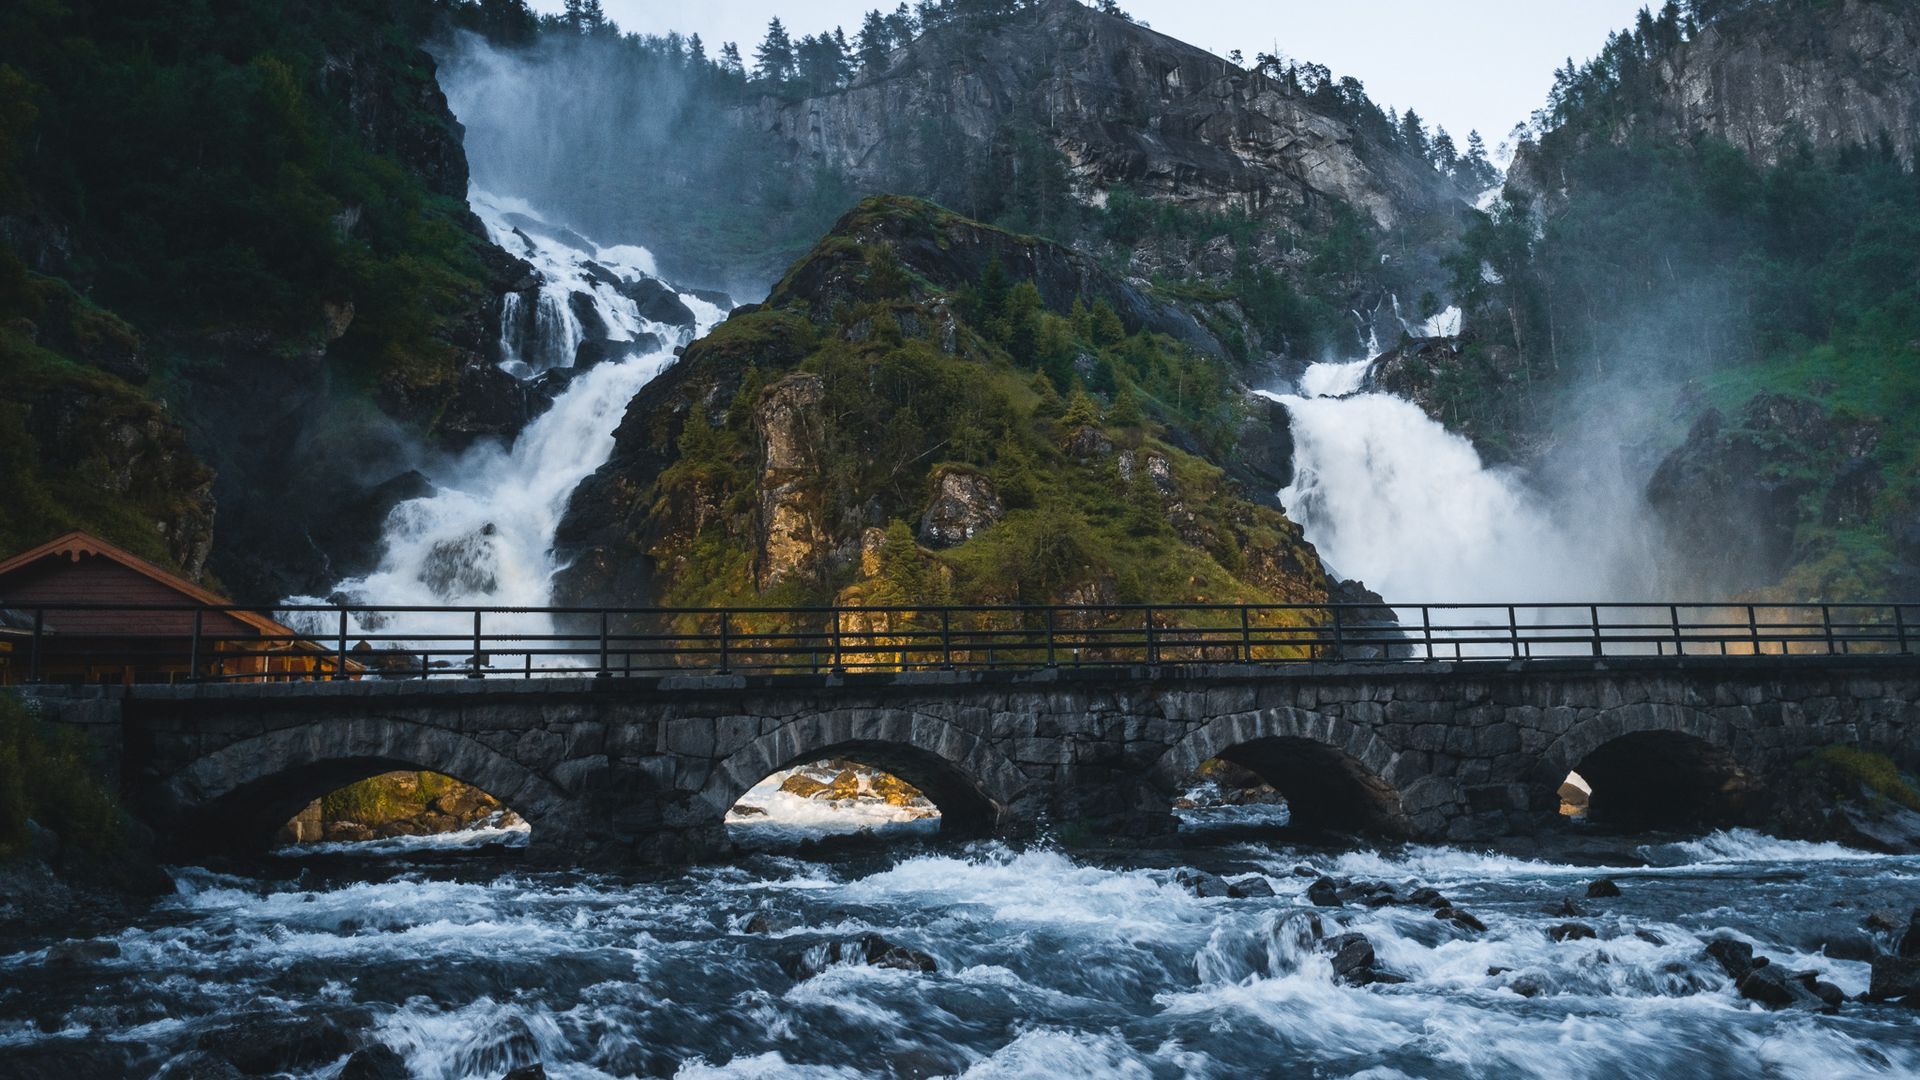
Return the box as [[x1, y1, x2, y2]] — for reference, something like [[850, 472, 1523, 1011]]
[[1267, 357, 1595, 603], [285, 192, 724, 651]]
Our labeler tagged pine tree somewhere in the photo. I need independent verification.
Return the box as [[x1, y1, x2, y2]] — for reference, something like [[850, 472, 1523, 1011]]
[[719, 42, 746, 77], [1399, 108, 1429, 158], [858, 10, 893, 70], [754, 17, 796, 85], [562, 0, 611, 36], [687, 33, 707, 67], [1062, 388, 1102, 429], [1106, 381, 1144, 427], [1430, 128, 1458, 172]]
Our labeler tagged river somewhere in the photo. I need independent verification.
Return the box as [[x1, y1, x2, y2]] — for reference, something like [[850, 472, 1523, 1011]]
[[3, 822, 1917, 1077]]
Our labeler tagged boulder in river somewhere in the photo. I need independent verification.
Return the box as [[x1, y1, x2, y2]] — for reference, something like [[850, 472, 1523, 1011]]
[[793, 934, 937, 980], [1174, 869, 1233, 898], [1306, 877, 1339, 906], [196, 1013, 355, 1075], [1704, 938, 1756, 981], [1869, 956, 1920, 1005], [1435, 906, 1487, 933], [1228, 875, 1276, 899], [338, 1045, 409, 1080], [1550, 922, 1597, 942], [1586, 878, 1622, 898]]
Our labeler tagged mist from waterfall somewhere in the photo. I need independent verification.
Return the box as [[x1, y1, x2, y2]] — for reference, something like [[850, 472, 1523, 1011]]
[[1270, 355, 1660, 604]]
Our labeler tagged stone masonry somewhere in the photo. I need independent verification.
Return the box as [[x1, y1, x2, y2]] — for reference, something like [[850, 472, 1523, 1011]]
[[20, 654, 1920, 864]]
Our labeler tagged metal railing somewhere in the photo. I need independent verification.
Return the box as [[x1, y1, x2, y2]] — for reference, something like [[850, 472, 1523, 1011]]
[[2, 601, 1916, 685]]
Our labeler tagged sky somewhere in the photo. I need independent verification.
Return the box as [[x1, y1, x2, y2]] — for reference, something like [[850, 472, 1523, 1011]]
[[536, 0, 1655, 151]]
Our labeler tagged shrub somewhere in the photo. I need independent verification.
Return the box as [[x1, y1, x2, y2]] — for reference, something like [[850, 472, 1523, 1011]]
[[0, 693, 123, 858]]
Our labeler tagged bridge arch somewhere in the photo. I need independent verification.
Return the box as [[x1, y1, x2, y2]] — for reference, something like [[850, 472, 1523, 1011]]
[[698, 709, 1034, 836], [1152, 708, 1413, 834], [1540, 703, 1752, 828], [154, 717, 578, 853]]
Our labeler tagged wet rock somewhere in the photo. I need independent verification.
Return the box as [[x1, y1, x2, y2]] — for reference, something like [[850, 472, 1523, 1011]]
[[744, 911, 802, 934], [1705, 938, 1757, 981], [1063, 425, 1114, 460], [161, 1051, 247, 1079], [1228, 876, 1275, 899], [338, 1045, 409, 1080], [1435, 907, 1487, 933], [1738, 964, 1834, 1011], [1323, 933, 1375, 982], [43, 939, 120, 966], [1549, 923, 1597, 942], [197, 1013, 353, 1075], [1306, 877, 1339, 906], [793, 934, 937, 980], [1510, 976, 1547, 998], [731, 804, 768, 817], [821, 769, 863, 801], [1902, 909, 1920, 957], [1585, 878, 1622, 898], [1174, 869, 1233, 898], [1869, 956, 1920, 1004], [1790, 970, 1847, 1009], [503, 1066, 547, 1080], [1406, 887, 1449, 909], [1547, 898, 1586, 918]]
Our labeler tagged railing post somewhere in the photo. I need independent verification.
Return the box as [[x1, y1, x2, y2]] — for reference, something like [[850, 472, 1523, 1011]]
[[1422, 606, 1433, 661], [1822, 604, 1835, 655], [469, 610, 484, 679], [1240, 605, 1252, 664], [1330, 605, 1344, 660], [1144, 606, 1157, 666], [1508, 605, 1520, 661], [335, 607, 349, 681], [1748, 605, 1761, 656], [597, 611, 611, 679], [1589, 605, 1602, 658], [29, 608, 44, 683], [1897, 605, 1910, 655], [940, 609, 953, 670], [718, 611, 732, 674], [831, 608, 845, 674], [1045, 607, 1057, 668], [188, 608, 204, 683], [1668, 604, 1684, 658]]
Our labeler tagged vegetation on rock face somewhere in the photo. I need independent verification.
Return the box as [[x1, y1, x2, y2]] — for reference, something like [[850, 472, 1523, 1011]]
[[1796, 747, 1920, 814], [0, 694, 123, 860], [0, 0, 518, 583], [555, 196, 1331, 621]]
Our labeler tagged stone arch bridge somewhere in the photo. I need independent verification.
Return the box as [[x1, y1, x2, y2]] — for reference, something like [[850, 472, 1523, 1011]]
[[22, 655, 1920, 862]]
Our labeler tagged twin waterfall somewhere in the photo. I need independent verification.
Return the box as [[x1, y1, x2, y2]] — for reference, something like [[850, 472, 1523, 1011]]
[[305, 185, 1596, 644]]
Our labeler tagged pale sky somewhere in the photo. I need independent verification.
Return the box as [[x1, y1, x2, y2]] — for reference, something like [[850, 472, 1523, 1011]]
[[535, 0, 1654, 150]]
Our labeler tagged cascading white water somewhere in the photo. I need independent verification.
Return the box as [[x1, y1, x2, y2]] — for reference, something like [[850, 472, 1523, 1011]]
[[285, 192, 724, 653], [1268, 355, 1591, 603]]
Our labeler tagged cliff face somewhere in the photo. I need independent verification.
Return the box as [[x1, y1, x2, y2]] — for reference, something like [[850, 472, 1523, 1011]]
[[1650, 0, 1919, 169], [753, 0, 1447, 231], [552, 195, 1332, 614]]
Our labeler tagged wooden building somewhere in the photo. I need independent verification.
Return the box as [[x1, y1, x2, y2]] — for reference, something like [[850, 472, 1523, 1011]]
[[0, 531, 353, 685]]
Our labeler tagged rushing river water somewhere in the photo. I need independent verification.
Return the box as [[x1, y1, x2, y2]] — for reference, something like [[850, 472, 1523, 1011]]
[[3, 823, 1917, 1078]]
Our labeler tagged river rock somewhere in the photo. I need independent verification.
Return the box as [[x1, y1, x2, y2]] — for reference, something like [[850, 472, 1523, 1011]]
[[1306, 877, 1339, 906], [1869, 956, 1920, 1005], [1435, 906, 1487, 933], [338, 1045, 409, 1080], [1550, 922, 1597, 942], [1585, 878, 1622, 898], [1174, 869, 1233, 898], [503, 1066, 547, 1080], [1228, 875, 1276, 899], [793, 934, 937, 980], [1737, 964, 1836, 1012], [744, 911, 802, 934], [1705, 938, 1756, 981], [778, 773, 830, 799], [197, 1013, 354, 1075], [1323, 933, 1375, 982], [43, 939, 120, 966]]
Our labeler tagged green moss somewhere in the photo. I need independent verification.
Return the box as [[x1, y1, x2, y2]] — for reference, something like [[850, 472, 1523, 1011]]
[[1796, 746, 1920, 812], [318, 771, 465, 826], [0, 693, 125, 859]]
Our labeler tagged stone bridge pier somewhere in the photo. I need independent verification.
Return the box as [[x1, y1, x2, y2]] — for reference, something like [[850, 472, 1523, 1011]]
[[21, 655, 1920, 863]]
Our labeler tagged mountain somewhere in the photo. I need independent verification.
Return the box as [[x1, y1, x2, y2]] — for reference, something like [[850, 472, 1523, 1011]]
[[755, 0, 1451, 232], [1426, 0, 1920, 599], [551, 195, 1328, 614]]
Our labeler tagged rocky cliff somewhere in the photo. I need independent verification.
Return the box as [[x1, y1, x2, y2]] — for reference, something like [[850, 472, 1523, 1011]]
[[756, 0, 1449, 231], [552, 195, 1332, 615]]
